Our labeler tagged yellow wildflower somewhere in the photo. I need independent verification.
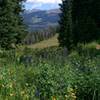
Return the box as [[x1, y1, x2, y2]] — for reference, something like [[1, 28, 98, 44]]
[[21, 91, 25, 95], [9, 83, 13, 88], [25, 83, 28, 86], [2, 84, 5, 87], [71, 93, 76, 96], [72, 95, 77, 99], [24, 94, 29, 99], [10, 93, 14, 96], [9, 69, 14, 75], [68, 88, 74, 92], [52, 96, 56, 100]]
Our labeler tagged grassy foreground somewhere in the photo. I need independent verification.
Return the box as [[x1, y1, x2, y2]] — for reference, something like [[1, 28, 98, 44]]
[[0, 39, 100, 100]]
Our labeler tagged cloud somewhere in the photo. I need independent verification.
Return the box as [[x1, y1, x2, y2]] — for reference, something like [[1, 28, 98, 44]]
[[25, 0, 62, 10], [26, 0, 62, 4]]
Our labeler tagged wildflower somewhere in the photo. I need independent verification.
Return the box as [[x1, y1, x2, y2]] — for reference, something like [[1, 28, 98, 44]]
[[96, 45, 100, 50], [68, 88, 74, 92], [71, 93, 76, 96], [65, 95, 68, 98], [21, 91, 25, 95], [10, 93, 14, 96], [9, 69, 14, 75], [25, 83, 28, 86], [52, 96, 56, 100], [72, 95, 77, 99], [9, 83, 13, 88], [24, 94, 29, 99], [67, 87, 77, 100], [2, 84, 5, 87]]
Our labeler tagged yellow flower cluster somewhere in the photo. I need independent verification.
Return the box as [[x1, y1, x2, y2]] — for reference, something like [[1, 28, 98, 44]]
[[65, 87, 77, 100], [10, 93, 15, 96], [52, 96, 56, 100]]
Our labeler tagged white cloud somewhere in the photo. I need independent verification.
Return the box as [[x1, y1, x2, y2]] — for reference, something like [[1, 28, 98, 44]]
[[26, 0, 62, 4], [25, 0, 62, 10]]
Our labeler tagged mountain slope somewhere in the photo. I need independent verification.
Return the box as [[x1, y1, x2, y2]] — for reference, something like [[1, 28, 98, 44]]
[[23, 9, 60, 31]]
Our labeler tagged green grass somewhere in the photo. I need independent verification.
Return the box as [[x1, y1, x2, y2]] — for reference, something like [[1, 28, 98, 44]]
[[26, 34, 100, 51], [27, 34, 59, 49]]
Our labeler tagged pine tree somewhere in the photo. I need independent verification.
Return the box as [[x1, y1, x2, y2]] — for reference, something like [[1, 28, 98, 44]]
[[72, 0, 100, 44], [58, 0, 73, 50], [58, 0, 100, 50], [0, 0, 26, 49]]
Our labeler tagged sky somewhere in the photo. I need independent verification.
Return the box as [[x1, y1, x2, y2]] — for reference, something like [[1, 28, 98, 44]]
[[25, 0, 62, 10]]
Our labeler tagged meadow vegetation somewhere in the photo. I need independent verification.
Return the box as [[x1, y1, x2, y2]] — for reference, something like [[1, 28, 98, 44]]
[[0, 0, 100, 100], [0, 42, 100, 100]]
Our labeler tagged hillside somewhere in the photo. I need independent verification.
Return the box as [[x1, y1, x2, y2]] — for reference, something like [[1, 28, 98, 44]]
[[23, 9, 60, 31], [27, 34, 58, 49]]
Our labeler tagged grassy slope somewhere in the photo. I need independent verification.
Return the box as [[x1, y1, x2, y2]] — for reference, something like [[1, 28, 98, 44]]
[[26, 34, 99, 50], [27, 34, 59, 49]]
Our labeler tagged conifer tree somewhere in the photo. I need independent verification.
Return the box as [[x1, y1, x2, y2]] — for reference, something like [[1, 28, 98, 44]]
[[0, 0, 26, 49], [58, 0, 73, 50], [72, 0, 100, 44], [58, 0, 100, 50]]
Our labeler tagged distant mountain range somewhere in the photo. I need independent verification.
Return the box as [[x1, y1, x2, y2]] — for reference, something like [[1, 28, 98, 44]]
[[22, 9, 61, 31]]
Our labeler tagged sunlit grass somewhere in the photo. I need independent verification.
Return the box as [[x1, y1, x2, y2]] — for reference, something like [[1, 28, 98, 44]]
[[27, 34, 59, 49]]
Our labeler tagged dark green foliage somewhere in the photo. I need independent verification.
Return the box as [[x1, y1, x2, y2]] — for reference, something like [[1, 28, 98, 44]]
[[58, 0, 100, 50], [0, 46, 100, 99], [0, 0, 27, 49], [69, 53, 100, 100], [72, 0, 100, 44], [58, 0, 73, 50]]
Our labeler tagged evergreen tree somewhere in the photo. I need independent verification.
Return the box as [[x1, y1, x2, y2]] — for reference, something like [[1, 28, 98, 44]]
[[58, 0, 100, 50], [58, 0, 73, 50], [0, 0, 26, 49], [72, 0, 100, 44]]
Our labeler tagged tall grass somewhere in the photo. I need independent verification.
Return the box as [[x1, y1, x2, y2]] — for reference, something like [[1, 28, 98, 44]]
[[0, 45, 100, 100]]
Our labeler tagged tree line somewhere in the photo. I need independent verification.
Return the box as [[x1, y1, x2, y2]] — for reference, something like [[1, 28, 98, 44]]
[[0, 0, 58, 49], [24, 26, 57, 45], [58, 0, 100, 50], [0, 0, 100, 50], [0, 0, 27, 49]]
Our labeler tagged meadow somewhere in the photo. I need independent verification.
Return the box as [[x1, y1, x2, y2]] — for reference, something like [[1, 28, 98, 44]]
[[0, 37, 100, 100]]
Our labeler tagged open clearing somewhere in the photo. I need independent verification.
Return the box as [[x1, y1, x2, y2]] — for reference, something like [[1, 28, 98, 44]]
[[26, 34, 99, 50], [27, 34, 59, 49]]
